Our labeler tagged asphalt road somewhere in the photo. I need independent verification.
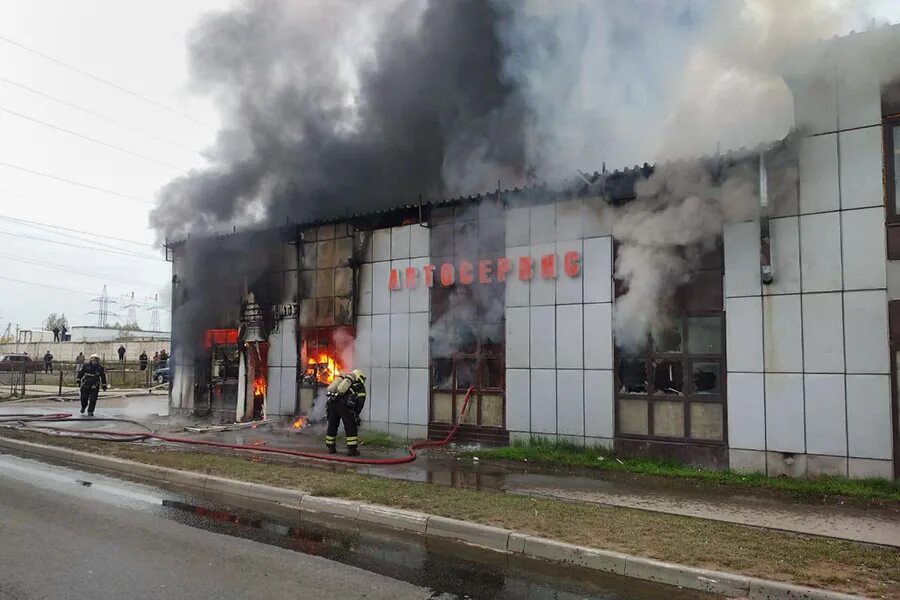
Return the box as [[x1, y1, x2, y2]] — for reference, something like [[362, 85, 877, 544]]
[[0, 454, 427, 600]]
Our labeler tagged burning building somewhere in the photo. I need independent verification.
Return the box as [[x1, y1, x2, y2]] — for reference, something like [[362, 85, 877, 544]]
[[161, 10, 900, 480]]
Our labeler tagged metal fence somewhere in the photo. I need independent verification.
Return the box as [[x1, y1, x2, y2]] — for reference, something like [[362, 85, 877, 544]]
[[0, 360, 156, 399]]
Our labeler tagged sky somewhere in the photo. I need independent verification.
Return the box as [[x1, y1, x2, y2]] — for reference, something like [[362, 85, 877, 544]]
[[0, 0, 229, 334]]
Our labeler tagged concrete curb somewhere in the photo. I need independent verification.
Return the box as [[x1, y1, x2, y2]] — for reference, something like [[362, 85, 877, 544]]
[[0, 436, 872, 600]]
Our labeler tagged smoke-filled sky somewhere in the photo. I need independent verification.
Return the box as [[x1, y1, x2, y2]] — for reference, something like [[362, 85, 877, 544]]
[[151, 0, 900, 242]]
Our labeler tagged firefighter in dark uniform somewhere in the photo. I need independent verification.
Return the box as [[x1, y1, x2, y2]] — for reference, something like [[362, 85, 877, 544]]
[[76, 353, 107, 417], [324, 369, 366, 456]]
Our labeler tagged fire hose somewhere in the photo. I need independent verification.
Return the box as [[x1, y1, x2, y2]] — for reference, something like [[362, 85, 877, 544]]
[[0, 386, 474, 466]]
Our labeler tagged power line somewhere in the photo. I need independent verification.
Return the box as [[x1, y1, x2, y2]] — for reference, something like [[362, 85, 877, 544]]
[[0, 251, 161, 288], [0, 274, 97, 296], [0, 229, 162, 261], [0, 211, 154, 248], [0, 106, 187, 172], [0, 76, 203, 155], [0, 161, 151, 204], [0, 33, 213, 129]]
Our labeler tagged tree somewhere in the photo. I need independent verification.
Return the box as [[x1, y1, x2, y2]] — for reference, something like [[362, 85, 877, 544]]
[[42, 313, 68, 331]]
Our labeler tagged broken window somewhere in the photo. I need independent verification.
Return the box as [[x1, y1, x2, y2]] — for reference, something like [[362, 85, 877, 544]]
[[614, 244, 726, 444]]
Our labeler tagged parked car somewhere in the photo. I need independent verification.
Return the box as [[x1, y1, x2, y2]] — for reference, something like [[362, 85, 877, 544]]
[[0, 353, 36, 373], [152, 360, 169, 384]]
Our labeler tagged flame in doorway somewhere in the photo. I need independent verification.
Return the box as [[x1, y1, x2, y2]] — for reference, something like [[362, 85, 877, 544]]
[[305, 351, 342, 384], [291, 416, 305, 429], [253, 377, 267, 397]]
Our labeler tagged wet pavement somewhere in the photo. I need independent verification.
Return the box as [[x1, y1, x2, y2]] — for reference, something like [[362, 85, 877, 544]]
[[3, 395, 899, 549], [0, 452, 713, 600]]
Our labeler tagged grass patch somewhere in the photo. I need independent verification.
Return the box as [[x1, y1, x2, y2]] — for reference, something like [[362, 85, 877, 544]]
[[359, 431, 405, 449], [4, 430, 900, 599], [465, 437, 900, 502]]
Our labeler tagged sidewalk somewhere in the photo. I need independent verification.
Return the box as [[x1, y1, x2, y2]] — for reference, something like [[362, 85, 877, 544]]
[[3, 395, 899, 548]]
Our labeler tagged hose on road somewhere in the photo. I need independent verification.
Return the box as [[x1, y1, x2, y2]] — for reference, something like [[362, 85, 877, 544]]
[[0, 386, 474, 466]]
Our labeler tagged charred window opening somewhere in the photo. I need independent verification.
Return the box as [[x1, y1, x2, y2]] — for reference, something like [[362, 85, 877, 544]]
[[299, 225, 354, 328], [429, 203, 506, 430], [614, 243, 726, 444]]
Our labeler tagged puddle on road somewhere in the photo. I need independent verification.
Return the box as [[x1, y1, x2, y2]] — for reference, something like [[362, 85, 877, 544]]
[[159, 497, 715, 600]]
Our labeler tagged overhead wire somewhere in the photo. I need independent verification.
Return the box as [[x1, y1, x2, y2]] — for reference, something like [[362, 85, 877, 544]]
[[0, 229, 163, 261], [0, 275, 99, 296], [0, 106, 188, 172], [0, 251, 161, 289], [0, 76, 203, 156], [0, 33, 213, 129], [0, 161, 151, 204], [0, 211, 154, 248], [0, 215, 156, 255]]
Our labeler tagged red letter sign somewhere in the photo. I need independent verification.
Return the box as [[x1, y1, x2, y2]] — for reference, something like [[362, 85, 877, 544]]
[[518, 256, 533, 280], [388, 269, 400, 290], [423, 264, 435, 288], [478, 259, 492, 284], [404, 267, 417, 289], [496, 257, 511, 282], [440, 263, 455, 286], [540, 254, 556, 279], [459, 260, 474, 285], [564, 251, 581, 277]]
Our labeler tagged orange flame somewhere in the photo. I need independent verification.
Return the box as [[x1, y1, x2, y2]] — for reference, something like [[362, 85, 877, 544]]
[[253, 377, 266, 397], [305, 351, 342, 384], [291, 416, 305, 429]]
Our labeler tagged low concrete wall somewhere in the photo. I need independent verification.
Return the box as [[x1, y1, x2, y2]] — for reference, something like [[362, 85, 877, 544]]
[[0, 340, 170, 362]]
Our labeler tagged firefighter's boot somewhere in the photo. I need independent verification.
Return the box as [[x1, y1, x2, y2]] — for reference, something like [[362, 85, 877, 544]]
[[326, 444, 337, 455], [347, 446, 360, 457]]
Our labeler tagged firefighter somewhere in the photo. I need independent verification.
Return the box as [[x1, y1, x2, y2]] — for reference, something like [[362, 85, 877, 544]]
[[324, 369, 367, 456], [76, 353, 107, 417]]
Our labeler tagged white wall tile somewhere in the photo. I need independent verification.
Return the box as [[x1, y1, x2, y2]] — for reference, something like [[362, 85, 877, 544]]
[[267, 326, 283, 368], [372, 261, 392, 314], [354, 315, 372, 369], [804, 374, 847, 456], [800, 212, 842, 292], [556, 305, 583, 369], [530, 305, 555, 369], [389, 313, 409, 368], [726, 297, 763, 372], [846, 374, 892, 460], [799, 134, 840, 214], [764, 217, 801, 295], [557, 370, 584, 435], [763, 295, 803, 372], [505, 206, 530, 247], [529, 242, 556, 305], [793, 75, 837, 136], [802, 293, 845, 373], [266, 366, 283, 413], [888, 261, 900, 301], [408, 312, 429, 369], [835, 63, 881, 130], [279, 367, 297, 416], [369, 367, 390, 422], [583, 236, 612, 303], [409, 224, 429, 258], [505, 246, 530, 307], [844, 290, 889, 374], [408, 257, 430, 313], [839, 127, 884, 209], [373, 229, 392, 262], [555, 200, 583, 241], [842, 207, 886, 290], [530, 369, 556, 433], [765, 373, 806, 454], [371, 314, 390, 367], [390, 259, 410, 314], [530, 204, 556, 244], [506, 368, 530, 431], [727, 373, 766, 450], [582, 197, 611, 238], [556, 239, 583, 304], [391, 226, 410, 259], [584, 370, 614, 438], [724, 219, 762, 298], [358, 263, 374, 315], [408, 368, 429, 426], [584, 303, 613, 369], [505, 307, 530, 368], [848, 458, 894, 480], [389, 368, 409, 424]]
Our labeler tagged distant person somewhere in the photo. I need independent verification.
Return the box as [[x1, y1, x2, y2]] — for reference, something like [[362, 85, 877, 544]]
[[43, 350, 53, 373], [52, 326, 60, 342], [159, 349, 168, 364], [76, 354, 107, 417], [139, 351, 148, 371], [75, 351, 85, 374], [117, 345, 126, 363], [60, 325, 67, 341], [152, 351, 159, 370]]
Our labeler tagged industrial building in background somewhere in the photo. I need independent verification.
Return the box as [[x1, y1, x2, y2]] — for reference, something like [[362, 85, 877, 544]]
[[167, 26, 900, 480]]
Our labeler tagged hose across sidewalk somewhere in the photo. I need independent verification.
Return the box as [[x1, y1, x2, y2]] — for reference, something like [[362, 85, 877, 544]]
[[0, 386, 474, 466]]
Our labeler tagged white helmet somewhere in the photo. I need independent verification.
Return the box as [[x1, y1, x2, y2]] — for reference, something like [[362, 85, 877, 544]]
[[89, 353, 100, 360]]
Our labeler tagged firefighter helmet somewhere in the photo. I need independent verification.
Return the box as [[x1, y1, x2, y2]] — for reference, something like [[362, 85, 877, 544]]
[[351, 369, 366, 382]]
